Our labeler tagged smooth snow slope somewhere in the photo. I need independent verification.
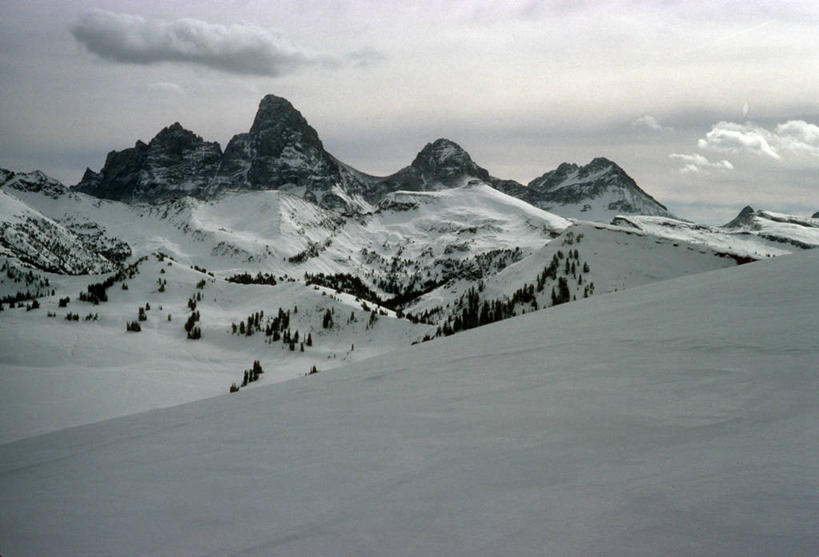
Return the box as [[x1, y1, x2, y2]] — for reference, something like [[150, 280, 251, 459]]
[[1, 253, 817, 556]]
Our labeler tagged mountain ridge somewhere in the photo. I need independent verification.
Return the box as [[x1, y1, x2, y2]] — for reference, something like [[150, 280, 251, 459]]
[[74, 94, 671, 219]]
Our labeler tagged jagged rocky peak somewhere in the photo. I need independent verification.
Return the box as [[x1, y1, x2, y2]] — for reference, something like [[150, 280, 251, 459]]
[[724, 206, 758, 228], [410, 138, 490, 182], [529, 157, 626, 193], [812, 211, 819, 219], [249, 94, 323, 149], [522, 157, 670, 218], [213, 94, 342, 198], [144, 122, 222, 165], [74, 121, 222, 202], [149, 122, 211, 150]]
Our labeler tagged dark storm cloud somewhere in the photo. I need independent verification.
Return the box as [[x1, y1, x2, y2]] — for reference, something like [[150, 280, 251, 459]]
[[70, 9, 338, 77]]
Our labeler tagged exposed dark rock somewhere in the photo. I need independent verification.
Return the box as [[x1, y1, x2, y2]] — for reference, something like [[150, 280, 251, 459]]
[[75, 123, 221, 202], [724, 206, 758, 229], [72, 94, 669, 217]]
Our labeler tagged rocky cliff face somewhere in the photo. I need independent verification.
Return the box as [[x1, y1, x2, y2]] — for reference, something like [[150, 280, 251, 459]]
[[211, 96, 339, 194], [76, 123, 222, 202], [76, 96, 375, 212], [523, 157, 671, 219], [74, 94, 670, 218]]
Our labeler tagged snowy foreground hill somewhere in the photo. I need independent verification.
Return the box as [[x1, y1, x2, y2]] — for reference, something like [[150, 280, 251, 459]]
[[1, 252, 817, 556]]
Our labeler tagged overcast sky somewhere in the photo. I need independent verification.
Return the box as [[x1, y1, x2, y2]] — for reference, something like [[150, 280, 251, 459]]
[[1, 1, 817, 223]]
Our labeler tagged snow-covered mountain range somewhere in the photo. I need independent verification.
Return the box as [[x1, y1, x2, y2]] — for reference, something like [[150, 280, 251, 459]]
[[73, 94, 671, 219], [2, 157, 816, 441], [1, 92, 817, 554]]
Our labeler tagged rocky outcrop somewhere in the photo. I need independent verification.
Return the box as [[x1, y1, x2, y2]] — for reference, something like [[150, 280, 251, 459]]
[[76, 123, 221, 202]]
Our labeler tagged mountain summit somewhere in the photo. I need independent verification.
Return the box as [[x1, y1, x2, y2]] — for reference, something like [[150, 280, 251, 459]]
[[74, 94, 669, 218], [76, 123, 221, 202], [410, 139, 489, 183], [519, 157, 671, 220]]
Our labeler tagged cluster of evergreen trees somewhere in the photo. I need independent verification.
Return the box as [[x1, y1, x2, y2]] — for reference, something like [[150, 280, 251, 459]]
[[78, 256, 147, 305], [1, 261, 50, 294], [226, 272, 278, 286], [435, 247, 595, 338], [0, 291, 41, 306], [288, 239, 331, 264], [322, 308, 334, 329], [305, 272, 382, 304], [233, 310, 265, 336], [190, 265, 213, 277], [229, 360, 264, 393], [185, 289, 202, 339], [230, 306, 312, 352], [184, 311, 201, 339]]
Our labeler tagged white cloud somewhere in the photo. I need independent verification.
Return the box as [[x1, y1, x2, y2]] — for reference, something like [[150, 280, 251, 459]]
[[697, 120, 819, 161], [697, 121, 780, 159], [669, 153, 733, 174], [632, 114, 673, 132], [71, 10, 340, 77], [774, 120, 819, 155]]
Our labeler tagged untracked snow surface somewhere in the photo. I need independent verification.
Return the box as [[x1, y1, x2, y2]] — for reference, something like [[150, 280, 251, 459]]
[[1, 252, 817, 556]]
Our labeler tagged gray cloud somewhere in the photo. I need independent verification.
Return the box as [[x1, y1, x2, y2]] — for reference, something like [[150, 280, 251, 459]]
[[71, 9, 337, 76], [632, 114, 673, 132], [346, 47, 386, 68], [147, 81, 184, 95]]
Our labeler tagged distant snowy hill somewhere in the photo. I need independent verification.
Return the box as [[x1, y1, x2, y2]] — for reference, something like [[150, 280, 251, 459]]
[[723, 205, 819, 249], [0, 173, 127, 275], [73, 94, 670, 219], [613, 208, 819, 258], [1, 250, 816, 556]]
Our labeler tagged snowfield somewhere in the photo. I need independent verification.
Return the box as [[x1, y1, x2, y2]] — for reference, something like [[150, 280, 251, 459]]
[[0, 257, 430, 444], [1, 251, 816, 556]]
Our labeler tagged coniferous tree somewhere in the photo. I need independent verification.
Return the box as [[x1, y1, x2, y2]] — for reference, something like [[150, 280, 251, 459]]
[[322, 309, 333, 329]]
